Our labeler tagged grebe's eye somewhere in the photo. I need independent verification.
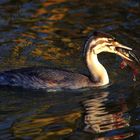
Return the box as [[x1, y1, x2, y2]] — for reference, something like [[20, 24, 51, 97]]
[[113, 38, 117, 42]]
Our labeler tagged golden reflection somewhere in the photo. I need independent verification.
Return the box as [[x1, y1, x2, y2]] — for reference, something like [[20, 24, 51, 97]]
[[22, 32, 36, 39], [13, 112, 81, 138], [5, 38, 32, 66], [48, 8, 68, 21], [29, 0, 76, 63], [83, 92, 133, 140], [42, 0, 67, 7], [34, 128, 72, 140], [1, 0, 83, 69], [34, 0, 67, 17], [34, 8, 47, 17], [31, 25, 59, 34]]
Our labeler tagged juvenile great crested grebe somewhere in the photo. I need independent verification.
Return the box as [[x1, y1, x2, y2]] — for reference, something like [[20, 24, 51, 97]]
[[0, 31, 137, 91]]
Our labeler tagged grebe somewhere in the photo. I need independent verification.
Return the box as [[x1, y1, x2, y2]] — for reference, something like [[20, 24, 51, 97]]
[[0, 31, 136, 91]]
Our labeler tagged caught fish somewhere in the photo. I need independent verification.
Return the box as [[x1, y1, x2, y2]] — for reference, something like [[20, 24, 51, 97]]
[[120, 50, 140, 81]]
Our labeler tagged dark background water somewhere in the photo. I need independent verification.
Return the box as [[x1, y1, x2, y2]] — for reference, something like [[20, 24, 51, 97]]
[[0, 0, 140, 139]]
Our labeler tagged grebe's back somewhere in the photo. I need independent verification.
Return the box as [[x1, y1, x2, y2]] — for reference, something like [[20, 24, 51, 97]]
[[0, 67, 91, 90]]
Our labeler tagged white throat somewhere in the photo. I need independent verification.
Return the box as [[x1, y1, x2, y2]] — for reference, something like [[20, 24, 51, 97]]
[[86, 51, 109, 86]]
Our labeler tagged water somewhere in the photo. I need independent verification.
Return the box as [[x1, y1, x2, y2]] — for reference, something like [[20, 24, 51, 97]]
[[0, 0, 140, 139]]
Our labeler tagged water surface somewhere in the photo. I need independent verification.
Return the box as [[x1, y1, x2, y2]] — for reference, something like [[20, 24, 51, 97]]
[[0, 0, 140, 139]]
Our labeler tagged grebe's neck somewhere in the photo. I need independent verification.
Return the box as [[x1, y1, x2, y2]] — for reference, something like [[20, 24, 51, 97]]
[[86, 51, 109, 86]]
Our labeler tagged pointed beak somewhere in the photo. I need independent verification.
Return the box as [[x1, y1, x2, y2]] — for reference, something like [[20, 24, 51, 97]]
[[128, 51, 140, 64], [115, 43, 139, 63], [116, 44, 132, 51]]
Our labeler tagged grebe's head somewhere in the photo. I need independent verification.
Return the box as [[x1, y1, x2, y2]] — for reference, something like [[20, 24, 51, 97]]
[[84, 31, 135, 62]]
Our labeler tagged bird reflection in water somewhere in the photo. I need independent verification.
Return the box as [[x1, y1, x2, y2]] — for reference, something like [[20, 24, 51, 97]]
[[83, 91, 133, 140]]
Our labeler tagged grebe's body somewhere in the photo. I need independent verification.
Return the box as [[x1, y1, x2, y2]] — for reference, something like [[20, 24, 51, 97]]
[[0, 31, 135, 90], [0, 67, 93, 90]]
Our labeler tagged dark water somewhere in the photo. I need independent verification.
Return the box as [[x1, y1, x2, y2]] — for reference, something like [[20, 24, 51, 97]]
[[0, 0, 140, 139]]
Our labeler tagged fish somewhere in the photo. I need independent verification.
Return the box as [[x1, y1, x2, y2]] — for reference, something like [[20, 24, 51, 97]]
[[119, 50, 140, 81]]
